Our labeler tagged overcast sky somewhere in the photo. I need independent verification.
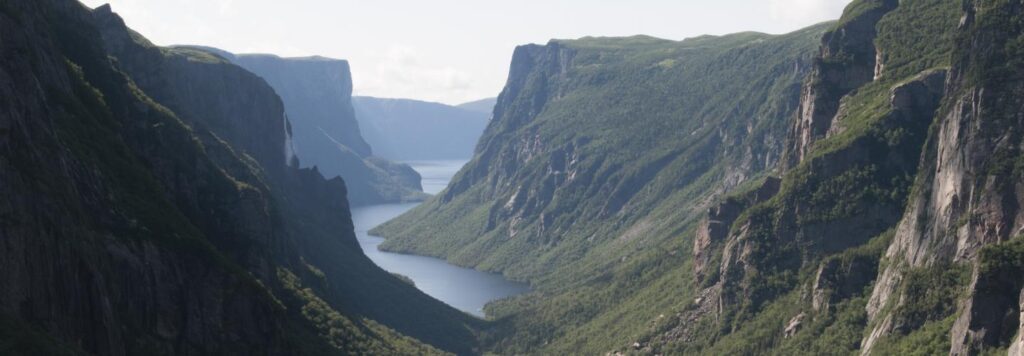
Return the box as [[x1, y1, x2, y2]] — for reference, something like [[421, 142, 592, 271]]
[[79, 0, 851, 105]]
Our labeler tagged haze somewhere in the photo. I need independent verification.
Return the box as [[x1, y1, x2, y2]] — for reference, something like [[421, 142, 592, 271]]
[[78, 0, 851, 105]]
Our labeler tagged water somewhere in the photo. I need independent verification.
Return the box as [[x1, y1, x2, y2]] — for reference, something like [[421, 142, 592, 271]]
[[354, 160, 530, 317], [411, 159, 467, 194]]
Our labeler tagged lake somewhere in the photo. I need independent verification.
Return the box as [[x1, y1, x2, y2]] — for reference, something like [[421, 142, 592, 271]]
[[354, 160, 530, 317]]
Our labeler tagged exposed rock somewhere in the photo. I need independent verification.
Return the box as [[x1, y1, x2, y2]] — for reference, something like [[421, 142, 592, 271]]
[[784, 312, 807, 338], [811, 254, 877, 312], [1009, 288, 1024, 356], [784, 0, 899, 168], [694, 177, 780, 284], [712, 9, 949, 335], [863, 0, 1024, 353]]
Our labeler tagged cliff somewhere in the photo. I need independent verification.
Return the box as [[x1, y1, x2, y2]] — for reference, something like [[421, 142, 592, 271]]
[[0, 1, 476, 354], [352, 96, 489, 160], [184, 47, 425, 206]]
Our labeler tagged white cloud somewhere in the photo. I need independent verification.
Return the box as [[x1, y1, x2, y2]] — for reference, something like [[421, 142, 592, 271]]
[[768, 0, 850, 23], [217, 0, 234, 14], [352, 45, 476, 104]]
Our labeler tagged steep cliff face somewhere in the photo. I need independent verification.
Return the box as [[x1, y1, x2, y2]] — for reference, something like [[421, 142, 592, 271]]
[[0, 1, 474, 355], [785, 0, 899, 167], [664, 1, 966, 354], [219, 51, 424, 205], [232, 54, 371, 157], [863, 0, 1024, 354], [352, 96, 489, 160]]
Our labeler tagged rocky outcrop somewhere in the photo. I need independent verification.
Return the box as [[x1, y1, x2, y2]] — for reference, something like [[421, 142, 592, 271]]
[[785, 0, 899, 168], [811, 253, 877, 312], [693, 177, 779, 284]]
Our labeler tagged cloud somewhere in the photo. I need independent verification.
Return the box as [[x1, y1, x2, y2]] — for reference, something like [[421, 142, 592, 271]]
[[768, 0, 850, 23], [353, 45, 476, 104], [217, 0, 234, 14]]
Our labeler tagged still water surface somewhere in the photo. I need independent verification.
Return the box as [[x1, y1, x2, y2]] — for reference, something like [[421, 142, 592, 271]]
[[354, 160, 530, 317]]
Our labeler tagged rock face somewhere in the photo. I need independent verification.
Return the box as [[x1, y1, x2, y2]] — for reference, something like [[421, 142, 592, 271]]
[[811, 253, 878, 312], [863, 0, 1024, 353], [0, 1, 474, 354], [229, 54, 370, 157], [785, 0, 899, 168], [685, 0, 960, 336], [352, 96, 490, 160], [693, 177, 780, 284], [190, 48, 425, 206]]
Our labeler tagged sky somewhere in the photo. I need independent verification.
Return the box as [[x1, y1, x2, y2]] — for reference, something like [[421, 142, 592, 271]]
[[78, 0, 852, 105]]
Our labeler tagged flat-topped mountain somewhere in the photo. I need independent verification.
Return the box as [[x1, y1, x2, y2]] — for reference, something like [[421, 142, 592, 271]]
[[181, 46, 426, 206]]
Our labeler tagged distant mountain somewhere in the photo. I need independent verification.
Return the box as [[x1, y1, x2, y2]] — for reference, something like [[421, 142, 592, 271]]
[[456, 97, 497, 115], [353, 97, 489, 160], [180, 47, 425, 205]]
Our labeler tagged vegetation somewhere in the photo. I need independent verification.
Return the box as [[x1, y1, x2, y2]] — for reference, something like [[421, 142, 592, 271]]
[[374, 0, 975, 354], [376, 20, 830, 355]]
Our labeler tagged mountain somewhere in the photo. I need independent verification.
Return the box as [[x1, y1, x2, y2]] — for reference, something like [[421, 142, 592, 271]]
[[0, 1, 477, 355], [181, 47, 426, 206], [456, 98, 498, 115], [375, 0, 1024, 354], [352, 97, 490, 160], [374, 26, 827, 354]]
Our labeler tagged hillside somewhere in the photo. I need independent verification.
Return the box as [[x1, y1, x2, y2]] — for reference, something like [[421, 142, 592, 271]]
[[0, 1, 477, 354], [374, 22, 828, 355], [374, 0, 1024, 354], [353, 96, 490, 160]]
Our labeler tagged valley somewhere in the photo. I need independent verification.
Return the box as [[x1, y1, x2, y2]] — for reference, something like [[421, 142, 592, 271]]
[[2, 0, 1024, 355], [354, 160, 530, 318]]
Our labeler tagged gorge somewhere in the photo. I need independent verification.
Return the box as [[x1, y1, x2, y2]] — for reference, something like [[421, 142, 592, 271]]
[[3, 0, 1024, 355]]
